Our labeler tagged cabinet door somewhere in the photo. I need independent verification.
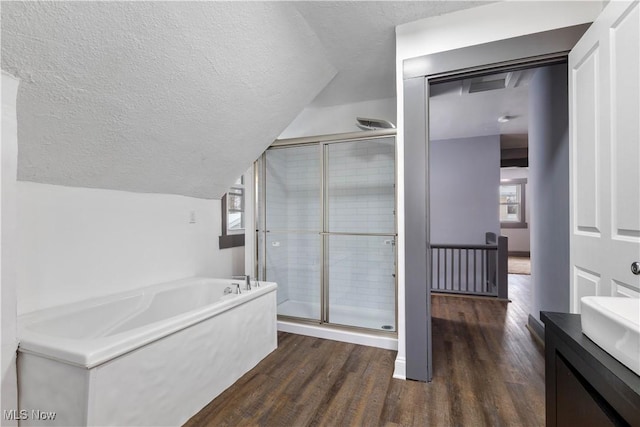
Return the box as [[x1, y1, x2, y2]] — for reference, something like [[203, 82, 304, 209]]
[[555, 355, 618, 427]]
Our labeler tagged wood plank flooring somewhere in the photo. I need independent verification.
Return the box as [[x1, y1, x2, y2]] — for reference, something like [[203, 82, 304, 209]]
[[184, 275, 544, 427]]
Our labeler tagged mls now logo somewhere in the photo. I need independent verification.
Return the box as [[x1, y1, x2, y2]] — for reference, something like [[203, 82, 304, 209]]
[[3, 409, 56, 421], [2, 410, 27, 421]]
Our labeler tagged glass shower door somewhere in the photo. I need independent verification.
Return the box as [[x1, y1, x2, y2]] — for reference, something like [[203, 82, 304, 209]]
[[264, 145, 322, 321], [325, 137, 396, 331], [326, 234, 396, 330]]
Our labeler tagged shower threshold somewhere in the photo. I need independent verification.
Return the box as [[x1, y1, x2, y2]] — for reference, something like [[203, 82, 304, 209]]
[[278, 300, 396, 332]]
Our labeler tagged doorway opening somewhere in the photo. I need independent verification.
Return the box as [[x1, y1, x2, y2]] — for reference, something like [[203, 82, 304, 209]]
[[401, 23, 589, 382], [427, 60, 571, 366]]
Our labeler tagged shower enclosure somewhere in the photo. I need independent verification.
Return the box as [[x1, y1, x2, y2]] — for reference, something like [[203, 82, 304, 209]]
[[256, 132, 397, 333]]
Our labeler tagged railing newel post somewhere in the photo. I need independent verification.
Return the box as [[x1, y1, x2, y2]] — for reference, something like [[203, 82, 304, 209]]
[[497, 236, 509, 299]]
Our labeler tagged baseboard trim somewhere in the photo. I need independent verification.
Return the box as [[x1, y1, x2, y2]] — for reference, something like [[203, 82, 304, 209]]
[[527, 314, 545, 345], [509, 251, 530, 257], [393, 357, 406, 380]]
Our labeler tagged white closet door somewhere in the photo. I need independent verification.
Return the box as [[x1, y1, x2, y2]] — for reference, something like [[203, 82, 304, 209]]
[[569, 1, 640, 310]]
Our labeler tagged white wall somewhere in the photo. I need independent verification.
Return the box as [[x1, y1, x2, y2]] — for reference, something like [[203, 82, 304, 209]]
[[17, 183, 244, 315], [1, 72, 20, 424], [278, 97, 396, 139], [430, 135, 501, 245], [394, 1, 602, 379], [4, 76, 248, 405], [500, 167, 531, 254]]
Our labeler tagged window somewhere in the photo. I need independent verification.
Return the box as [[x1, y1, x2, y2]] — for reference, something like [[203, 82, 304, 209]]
[[219, 176, 245, 249], [500, 178, 527, 228], [226, 177, 245, 233]]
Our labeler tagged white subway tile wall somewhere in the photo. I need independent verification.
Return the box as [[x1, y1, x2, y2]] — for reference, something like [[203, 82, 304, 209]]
[[327, 139, 396, 321], [265, 149, 290, 305], [327, 139, 395, 234], [285, 233, 321, 308], [328, 235, 396, 315], [266, 145, 320, 231], [265, 146, 321, 314]]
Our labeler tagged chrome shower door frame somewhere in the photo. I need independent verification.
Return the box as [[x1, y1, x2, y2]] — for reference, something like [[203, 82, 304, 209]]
[[256, 130, 398, 335]]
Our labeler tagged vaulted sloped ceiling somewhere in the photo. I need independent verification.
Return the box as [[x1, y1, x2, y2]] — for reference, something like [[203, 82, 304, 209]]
[[1, 1, 493, 199], [295, 1, 489, 107], [1, 1, 336, 198]]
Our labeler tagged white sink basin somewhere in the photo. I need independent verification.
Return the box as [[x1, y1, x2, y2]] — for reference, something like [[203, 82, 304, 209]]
[[581, 296, 640, 376]]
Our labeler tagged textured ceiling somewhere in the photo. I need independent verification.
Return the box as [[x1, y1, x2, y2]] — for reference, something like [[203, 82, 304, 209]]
[[296, 1, 489, 107], [1, 1, 490, 199], [1, 1, 336, 198]]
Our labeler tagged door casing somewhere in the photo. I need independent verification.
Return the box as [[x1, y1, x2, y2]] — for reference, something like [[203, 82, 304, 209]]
[[402, 24, 591, 382]]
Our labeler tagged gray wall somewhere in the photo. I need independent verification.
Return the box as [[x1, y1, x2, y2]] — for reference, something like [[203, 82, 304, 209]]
[[529, 63, 570, 321], [430, 135, 501, 245]]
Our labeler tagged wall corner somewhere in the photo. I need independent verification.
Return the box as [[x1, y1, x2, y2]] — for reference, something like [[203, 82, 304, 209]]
[[1, 71, 20, 423]]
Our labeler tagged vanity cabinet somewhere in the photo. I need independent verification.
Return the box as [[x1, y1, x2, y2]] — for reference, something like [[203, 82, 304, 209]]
[[541, 312, 640, 427]]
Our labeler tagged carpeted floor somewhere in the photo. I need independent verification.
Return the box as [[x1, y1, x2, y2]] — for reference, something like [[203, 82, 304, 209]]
[[508, 256, 531, 275]]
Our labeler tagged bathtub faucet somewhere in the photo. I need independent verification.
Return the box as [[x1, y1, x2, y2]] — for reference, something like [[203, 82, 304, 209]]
[[232, 275, 251, 291], [231, 283, 241, 294]]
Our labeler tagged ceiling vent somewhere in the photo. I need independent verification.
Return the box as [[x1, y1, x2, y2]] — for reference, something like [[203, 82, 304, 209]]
[[356, 117, 396, 131], [462, 70, 534, 94], [468, 78, 506, 93]]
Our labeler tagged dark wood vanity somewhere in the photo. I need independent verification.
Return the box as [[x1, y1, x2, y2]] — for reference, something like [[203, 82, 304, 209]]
[[542, 312, 640, 427]]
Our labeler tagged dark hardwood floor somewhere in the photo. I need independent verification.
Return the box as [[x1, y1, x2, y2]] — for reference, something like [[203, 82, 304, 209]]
[[185, 275, 544, 426]]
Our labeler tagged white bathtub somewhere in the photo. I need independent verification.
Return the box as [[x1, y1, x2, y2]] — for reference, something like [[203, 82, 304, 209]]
[[17, 277, 277, 426]]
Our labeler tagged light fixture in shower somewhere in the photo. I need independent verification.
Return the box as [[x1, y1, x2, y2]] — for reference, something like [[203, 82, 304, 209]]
[[498, 115, 514, 123], [356, 117, 396, 131]]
